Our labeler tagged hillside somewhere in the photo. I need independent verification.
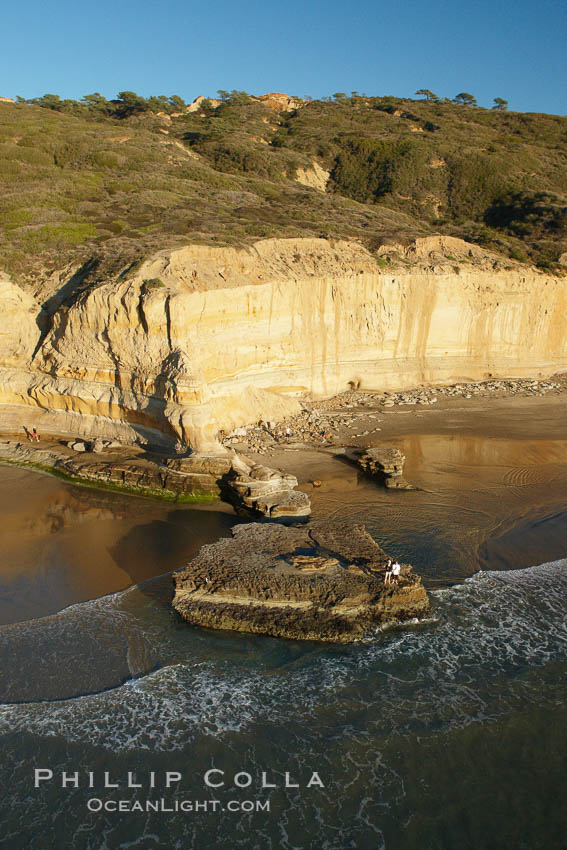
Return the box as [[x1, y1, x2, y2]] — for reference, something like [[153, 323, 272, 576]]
[[1, 92, 566, 285]]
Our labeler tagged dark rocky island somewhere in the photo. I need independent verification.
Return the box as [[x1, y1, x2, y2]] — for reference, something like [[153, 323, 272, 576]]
[[172, 521, 430, 642]]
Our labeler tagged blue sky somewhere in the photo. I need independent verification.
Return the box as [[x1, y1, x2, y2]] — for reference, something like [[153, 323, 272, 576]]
[[3, 0, 566, 114]]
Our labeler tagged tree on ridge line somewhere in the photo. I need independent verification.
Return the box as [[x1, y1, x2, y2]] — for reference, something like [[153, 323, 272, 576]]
[[492, 97, 508, 111], [415, 89, 440, 102], [454, 92, 478, 106]]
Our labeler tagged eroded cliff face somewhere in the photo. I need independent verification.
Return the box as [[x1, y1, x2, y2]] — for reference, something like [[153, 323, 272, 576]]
[[1, 237, 566, 449]]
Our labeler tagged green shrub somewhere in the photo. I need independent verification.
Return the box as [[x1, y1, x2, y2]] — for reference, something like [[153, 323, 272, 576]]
[[509, 246, 528, 262], [22, 222, 99, 248], [92, 150, 123, 168], [447, 154, 507, 220], [1, 209, 33, 227], [331, 137, 434, 205]]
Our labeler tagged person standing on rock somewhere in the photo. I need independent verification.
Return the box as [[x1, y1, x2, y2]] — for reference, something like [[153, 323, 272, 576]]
[[32, 427, 40, 443], [391, 561, 401, 584], [384, 559, 393, 585]]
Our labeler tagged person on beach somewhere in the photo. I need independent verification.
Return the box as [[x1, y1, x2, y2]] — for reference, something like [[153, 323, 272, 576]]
[[391, 561, 401, 584], [23, 426, 33, 442], [384, 559, 393, 585], [32, 427, 40, 442]]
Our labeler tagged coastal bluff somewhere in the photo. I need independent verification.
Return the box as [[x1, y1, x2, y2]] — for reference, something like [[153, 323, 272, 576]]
[[172, 521, 429, 641], [1, 236, 566, 452]]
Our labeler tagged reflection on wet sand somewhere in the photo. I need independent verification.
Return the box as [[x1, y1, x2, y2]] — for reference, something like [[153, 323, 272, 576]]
[[270, 434, 567, 586], [0, 466, 239, 625]]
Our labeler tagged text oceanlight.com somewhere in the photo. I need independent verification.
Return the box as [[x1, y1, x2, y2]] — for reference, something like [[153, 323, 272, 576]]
[[86, 798, 270, 813]]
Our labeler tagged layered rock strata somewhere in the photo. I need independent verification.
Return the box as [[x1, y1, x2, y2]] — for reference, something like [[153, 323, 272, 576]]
[[2, 236, 567, 452], [173, 521, 429, 641], [0, 440, 231, 499], [224, 456, 311, 518], [355, 446, 414, 489], [0, 438, 309, 510]]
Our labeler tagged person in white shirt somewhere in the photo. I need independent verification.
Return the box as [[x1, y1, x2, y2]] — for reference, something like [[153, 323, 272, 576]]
[[391, 561, 401, 583]]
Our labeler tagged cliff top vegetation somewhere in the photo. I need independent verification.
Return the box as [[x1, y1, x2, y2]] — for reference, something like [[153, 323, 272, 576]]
[[1, 90, 566, 281]]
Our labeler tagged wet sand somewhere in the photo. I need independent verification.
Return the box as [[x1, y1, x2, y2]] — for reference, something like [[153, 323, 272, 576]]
[[325, 391, 567, 443], [258, 394, 567, 585]]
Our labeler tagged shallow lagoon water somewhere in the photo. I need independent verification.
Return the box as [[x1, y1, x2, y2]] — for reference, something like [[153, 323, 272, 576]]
[[0, 466, 239, 625], [1, 434, 567, 849]]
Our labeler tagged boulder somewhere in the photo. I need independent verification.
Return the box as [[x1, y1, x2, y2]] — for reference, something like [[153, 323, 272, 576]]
[[352, 446, 414, 489], [227, 427, 247, 438]]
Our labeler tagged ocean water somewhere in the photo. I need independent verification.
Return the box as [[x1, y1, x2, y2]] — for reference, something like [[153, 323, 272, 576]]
[[1, 561, 566, 848], [1, 443, 567, 849]]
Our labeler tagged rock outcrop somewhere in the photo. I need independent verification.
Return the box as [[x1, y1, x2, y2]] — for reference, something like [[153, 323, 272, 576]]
[[0, 437, 309, 507], [185, 92, 304, 114], [295, 161, 330, 191], [185, 95, 223, 112], [224, 455, 311, 518], [354, 446, 413, 489], [172, 521, 429, 641], [0, 440, 230, 499], [1, 237, 567, 451], [0, 277, 40, 368]]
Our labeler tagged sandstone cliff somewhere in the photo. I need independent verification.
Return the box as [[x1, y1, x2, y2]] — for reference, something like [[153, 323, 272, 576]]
[[1, 237, 566, 450]]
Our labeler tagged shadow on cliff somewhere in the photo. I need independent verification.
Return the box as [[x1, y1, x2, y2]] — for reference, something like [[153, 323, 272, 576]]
[[44, 258, 103, 314], [32, 258, 103, 359]]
